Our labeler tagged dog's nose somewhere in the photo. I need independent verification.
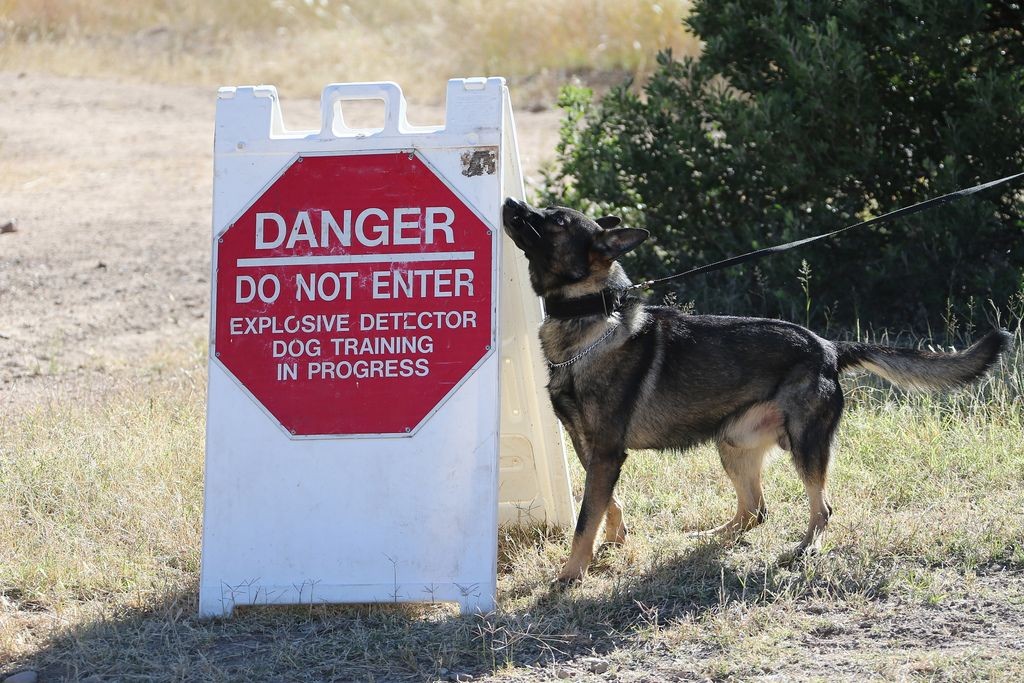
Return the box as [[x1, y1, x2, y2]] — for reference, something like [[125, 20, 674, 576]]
[[502, 197, 528, 227], [503, 197, 526, 212]]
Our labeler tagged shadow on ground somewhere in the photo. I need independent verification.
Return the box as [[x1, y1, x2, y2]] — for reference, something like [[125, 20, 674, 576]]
[[13, 537, 812, 682]]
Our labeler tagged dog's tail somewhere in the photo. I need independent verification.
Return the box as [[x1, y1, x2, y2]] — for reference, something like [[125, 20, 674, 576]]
[[835, 329, 1012, 390]]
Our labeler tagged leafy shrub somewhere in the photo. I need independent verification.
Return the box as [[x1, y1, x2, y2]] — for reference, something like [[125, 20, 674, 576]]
[[543, 0, 1024, 333]]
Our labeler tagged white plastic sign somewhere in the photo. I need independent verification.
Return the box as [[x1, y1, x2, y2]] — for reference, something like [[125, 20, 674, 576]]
[[200, 78, 573, 617]]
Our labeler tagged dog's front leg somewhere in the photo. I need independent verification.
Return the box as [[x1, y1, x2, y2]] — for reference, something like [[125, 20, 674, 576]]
[[557, 447, 626, 583], [562, 425, 628, 547]]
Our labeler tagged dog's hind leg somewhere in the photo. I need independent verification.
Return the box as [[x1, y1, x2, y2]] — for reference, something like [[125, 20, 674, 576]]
[[697, 402, 785, 540], [603, 495, 628, 545], [699, 442, 771, 539], [788, 385, 843, 554], [797, 471, 833, 555], [557, 448, 626, 583]]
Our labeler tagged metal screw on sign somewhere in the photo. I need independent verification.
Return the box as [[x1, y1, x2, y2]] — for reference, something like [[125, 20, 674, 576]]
[[405, 427, 411, 433], [290, 428, 296, 434], [485, 345, 491, 351], [218, 238, 223, 243], [407, 152, 414, 160], [297, 157, 303, 163], [215, 352, 221, 357]]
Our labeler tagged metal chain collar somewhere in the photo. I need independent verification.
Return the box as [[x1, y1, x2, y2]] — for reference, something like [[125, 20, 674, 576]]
[[547, 322, 620, 368]]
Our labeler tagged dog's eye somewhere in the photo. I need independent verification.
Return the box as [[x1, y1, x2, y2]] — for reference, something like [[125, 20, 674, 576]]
[[553, 215, 567, 227]]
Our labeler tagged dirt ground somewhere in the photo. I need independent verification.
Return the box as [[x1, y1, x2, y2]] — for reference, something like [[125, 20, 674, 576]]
[[4, 70, 1024, 683], [0, 70, 560, 406]]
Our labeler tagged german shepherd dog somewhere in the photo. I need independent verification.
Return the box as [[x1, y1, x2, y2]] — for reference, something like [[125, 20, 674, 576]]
[[502, 197, 1011, 583]]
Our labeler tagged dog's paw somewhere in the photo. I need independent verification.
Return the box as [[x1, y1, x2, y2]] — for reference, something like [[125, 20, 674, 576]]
[[553, 562, 587, 586], [599, 537, 626, 551], [686, 528, 717, 539], [592, 542, 622, 565], [687, 526, 741, 545], [550, 574, 583, 590], [792, 542, 814, 557], [780, 541, 824, 566]]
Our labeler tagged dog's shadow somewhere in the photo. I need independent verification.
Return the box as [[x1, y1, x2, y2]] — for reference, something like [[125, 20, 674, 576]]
[[15, 539, 810, 681], [486, 527, 820, 664], [532, 538, 789, 620]]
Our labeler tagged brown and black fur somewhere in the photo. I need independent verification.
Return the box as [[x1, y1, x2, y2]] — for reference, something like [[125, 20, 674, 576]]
[[502, 197, 1012, 583]]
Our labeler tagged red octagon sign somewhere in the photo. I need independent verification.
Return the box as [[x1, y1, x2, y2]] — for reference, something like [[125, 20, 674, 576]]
[[214, 152, 494, 437]]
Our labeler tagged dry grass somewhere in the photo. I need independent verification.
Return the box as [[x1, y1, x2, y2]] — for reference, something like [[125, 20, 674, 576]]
[[4, 4, 1022, 679], [0, 0, 700, 105], [1, 322, 1022, 680]]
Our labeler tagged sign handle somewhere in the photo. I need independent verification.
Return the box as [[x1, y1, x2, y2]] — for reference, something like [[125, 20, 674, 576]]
[[319, 81, 409, 138]]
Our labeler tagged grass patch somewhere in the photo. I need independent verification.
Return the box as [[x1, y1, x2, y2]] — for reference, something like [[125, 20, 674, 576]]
[[0, 0, 700, 104], [0, 377, 205, 610], [2, 325, 1023, 680]]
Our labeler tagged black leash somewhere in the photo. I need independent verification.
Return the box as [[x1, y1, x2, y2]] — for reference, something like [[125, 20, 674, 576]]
[[543, 171, 1024, 320], [627, 171, 1024, 292]]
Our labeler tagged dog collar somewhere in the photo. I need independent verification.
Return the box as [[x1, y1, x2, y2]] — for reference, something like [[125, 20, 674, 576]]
[[543, 288, 628, 320]]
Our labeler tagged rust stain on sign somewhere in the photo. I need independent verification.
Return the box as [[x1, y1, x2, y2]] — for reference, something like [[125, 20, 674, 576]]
[[461, 148, 497, 177]]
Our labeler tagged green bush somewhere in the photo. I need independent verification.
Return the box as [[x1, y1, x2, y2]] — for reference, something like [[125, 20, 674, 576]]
[[543, 0, 1024, 333]]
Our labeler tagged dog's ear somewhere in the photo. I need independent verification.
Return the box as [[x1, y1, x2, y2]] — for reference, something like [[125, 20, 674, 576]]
[[592, 227, 649, 260], [595, 215, 621, 229]]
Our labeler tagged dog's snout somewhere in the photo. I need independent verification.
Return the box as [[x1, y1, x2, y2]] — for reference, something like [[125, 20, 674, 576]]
[[501, 197, 543, 250], [502, 197, 526, 223], [502, 197, 532, 232]]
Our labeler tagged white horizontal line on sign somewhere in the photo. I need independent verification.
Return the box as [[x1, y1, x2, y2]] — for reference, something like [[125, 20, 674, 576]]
[[237, 251, 476, 267]]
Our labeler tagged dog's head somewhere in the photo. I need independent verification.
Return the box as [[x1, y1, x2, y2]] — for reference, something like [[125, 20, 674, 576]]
[[501, 198, 649, 297]]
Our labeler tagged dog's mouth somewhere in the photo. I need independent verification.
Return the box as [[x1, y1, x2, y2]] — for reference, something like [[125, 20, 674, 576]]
[[502, 197, 543, 247]]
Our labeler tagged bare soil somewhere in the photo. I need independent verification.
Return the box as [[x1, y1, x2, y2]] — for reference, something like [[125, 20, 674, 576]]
[[0, 70, 560, 407]]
